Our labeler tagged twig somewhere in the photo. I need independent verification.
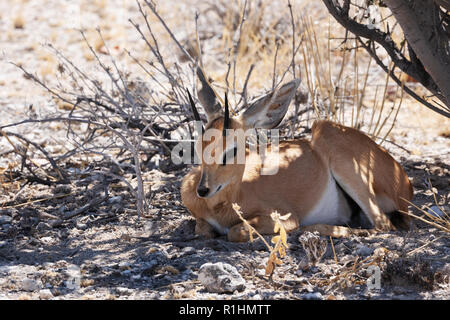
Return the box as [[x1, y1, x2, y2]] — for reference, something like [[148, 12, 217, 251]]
[[1, 193, 72, 209], [232, 0, 248, 106], [357, 36, 449, 117], [272, 41, 280, 91], [232, 203, 273, 251], [1, 130, 67, 182], [63, 184, 109, 220], [143, 0, 194, 64], [329, 236, 338, 264], [407, 236, 445, 256], [237, 63, 255, 110]]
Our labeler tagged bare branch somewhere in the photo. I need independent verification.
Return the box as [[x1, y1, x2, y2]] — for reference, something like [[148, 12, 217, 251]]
[[384, 0, 450, 107], [321, 0, 450, 117]]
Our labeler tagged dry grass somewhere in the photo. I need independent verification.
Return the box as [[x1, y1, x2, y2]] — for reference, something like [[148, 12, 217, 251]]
[[401, 182, 450, 234], [231, 203, 290, 277], [187, 0, 406, 142], [309, 247, 388, 290], [2, 0, 418, 140]]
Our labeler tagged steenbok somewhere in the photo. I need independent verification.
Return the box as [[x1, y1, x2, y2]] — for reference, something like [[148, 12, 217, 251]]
[[181, 67, 413, 242]]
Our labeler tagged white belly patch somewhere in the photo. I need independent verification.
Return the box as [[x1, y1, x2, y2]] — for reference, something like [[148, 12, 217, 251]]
[[301, 174, 352, 226], [206, 217, 229, 235]]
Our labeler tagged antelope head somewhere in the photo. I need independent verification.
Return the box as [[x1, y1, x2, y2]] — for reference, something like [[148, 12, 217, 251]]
[[188, 67, 300, 198]]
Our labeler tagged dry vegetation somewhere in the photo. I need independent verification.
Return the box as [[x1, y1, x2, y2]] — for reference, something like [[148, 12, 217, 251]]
[[0, 0, 448, 300]]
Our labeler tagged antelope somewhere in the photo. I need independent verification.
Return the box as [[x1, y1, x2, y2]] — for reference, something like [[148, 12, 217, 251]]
[[181, 67, 413, 242]]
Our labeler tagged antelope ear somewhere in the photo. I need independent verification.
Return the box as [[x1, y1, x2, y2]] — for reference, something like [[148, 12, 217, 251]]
[[196, 66, 223, 122], [239, 79, 300, 129]]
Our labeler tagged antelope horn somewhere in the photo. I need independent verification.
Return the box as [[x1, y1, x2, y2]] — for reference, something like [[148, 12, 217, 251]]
[[196, 66, 223, 122], [223, 92, 229, 136], [186, 88, 205, 134]]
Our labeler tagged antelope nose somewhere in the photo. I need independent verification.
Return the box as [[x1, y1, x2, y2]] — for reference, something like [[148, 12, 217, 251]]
[[197, 186, 210, 197]]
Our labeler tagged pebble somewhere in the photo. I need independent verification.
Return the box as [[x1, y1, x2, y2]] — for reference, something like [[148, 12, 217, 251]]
[[427, 206, 448, 218], [298, 257, 310, 271], [356, 245, 374, 256], [256, 268, 266, 277], [198, 262, 246, 293], [22, 278, 41, 292], [120, 270, 132, 276], [0, 216, 12, 225], [118, 261, 131, 271], [115, 287, 132, 295], [131, 274, 141, 280], [39, 289, 54, 300], [75, 220, 88, 230], [36, 222, 51, 231], [302, 292, 323, 300], [182, 246, 196, 255], [108, 196, 122, 204], [40, 236, 53, 244]]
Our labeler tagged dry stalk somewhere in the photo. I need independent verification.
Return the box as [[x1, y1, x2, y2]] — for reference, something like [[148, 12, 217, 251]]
[[266, 211, 291, 276], [1, 193, 72, 210], [329, 236, 338, 264], [310, 248, 387, 289], [400, 203, 449, 234], [231, 204, 291, 277], [232, 203, 272, 249]]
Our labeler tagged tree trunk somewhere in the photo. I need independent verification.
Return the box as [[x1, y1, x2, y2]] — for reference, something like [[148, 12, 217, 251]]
[[433, 0, 450, 12], [384, 0, 450, 107]]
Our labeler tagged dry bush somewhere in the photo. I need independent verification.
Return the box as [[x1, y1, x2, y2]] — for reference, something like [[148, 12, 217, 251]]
[[188, 0, 405, 143], [401, 181, 449, 234], [2, 1, 200, 219], [1, 0, 408, 221], [322, 0, 450, 118]]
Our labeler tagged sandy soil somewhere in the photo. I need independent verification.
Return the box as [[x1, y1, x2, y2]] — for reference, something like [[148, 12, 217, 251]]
[[0, 0, 449, 300]]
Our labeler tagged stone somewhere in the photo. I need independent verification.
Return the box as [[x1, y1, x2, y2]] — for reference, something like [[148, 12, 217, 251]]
[[427, 206, 448, 218], [356, 245, 374, 256], [0, 215, 12, 225], [298, 257, 310, 271], [182, 246, 196, 255], [40, 236, 53, 244], [118, 261, 131, 271], [36, 222, 51, 231], [115, 287, 132, 295], [198, 262, 245, 293], [302, 292, 323, 300], [39, 289, 54, 300], [108, 196, 122, 204], [75, 220, 88, 230], [22, 278, 41, 292]]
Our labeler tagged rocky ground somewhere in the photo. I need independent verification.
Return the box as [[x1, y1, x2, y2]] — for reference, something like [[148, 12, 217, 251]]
[[0, 0, 449, 300], [0, 164, 448, 300]]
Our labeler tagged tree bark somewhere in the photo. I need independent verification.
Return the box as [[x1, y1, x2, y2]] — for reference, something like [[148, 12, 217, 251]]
[[384, 0, 450, 107], [433, 0, 450, 12]]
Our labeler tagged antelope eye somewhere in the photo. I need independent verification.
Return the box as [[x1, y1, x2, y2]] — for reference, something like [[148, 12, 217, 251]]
[[221, 146, 238, 166]]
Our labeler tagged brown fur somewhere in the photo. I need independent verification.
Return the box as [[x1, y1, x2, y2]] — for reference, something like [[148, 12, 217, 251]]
[[181, 119, 413, 242], [311, 121, 413, 231]]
